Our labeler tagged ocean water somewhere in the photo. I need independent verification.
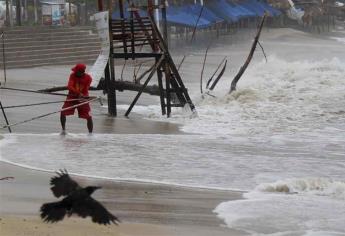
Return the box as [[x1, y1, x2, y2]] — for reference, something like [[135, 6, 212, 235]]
[[1, 34, 345, 235]]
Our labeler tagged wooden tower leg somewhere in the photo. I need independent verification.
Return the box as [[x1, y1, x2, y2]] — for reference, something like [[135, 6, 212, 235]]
[[164, 62, 172, 117], [156, 58, 166, 115], [105, 61, 117, 116], [107, 1, 117, 116], [125, 55, 165, 117]]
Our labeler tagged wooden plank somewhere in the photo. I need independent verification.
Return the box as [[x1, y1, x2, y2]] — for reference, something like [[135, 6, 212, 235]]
[[125, 55, 165, 117]]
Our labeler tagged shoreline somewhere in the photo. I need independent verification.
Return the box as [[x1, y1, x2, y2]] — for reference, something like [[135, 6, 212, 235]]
[[0, 159, 245, 192], [0, 161, 247, 236]]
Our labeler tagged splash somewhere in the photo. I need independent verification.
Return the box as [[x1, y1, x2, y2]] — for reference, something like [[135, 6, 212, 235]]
[[214, 178, 345, 235], [129, 56, 345, 138], [256, 178, 345, 200]]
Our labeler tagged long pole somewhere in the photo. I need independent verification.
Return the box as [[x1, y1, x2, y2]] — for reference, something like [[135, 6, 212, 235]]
[[107, 0, 116, 116], [0, 87, 70, 96], [34, 0, 38, 24], [97, 0, 103, 11], [5, 0, 10, 26], [9, 0, 13, 26], [16, 0, 21, 26], [1, 30, 6, 85], [1, 98, 98, 130], [229, 14, 267, 94]]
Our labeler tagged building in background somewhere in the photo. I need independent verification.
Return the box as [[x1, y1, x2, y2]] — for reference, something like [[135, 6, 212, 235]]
[[40, 0, 65, 25]]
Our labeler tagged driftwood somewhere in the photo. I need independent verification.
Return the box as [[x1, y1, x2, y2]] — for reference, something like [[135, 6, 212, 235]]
[[209, 59, 227, 91], [200, 44, 211, 94], [229, 13, 267, 94], [206, 56, 227, 89]]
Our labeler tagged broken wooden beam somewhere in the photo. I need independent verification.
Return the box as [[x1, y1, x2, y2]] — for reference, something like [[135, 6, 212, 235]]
[[39, 80, 162, 97]]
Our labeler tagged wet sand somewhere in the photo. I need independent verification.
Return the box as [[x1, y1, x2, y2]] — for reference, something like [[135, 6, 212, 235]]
[[0, 162, 246, 236], [0, 46, 243, 235], [2, 25, 344, 235], [0, 64, 245, 235]]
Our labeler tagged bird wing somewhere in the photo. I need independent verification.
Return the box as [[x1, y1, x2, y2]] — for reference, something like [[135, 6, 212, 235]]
[[40, 201, 67, 223], [71, 196, 120, 225], [50, 169, 80, 198]]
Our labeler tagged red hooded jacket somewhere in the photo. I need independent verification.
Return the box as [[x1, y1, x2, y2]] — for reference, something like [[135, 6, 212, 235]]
[[67, 64, 92, 97]]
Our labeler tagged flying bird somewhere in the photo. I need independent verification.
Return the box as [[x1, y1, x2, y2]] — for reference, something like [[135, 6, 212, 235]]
[[40, 169, 120, 225]]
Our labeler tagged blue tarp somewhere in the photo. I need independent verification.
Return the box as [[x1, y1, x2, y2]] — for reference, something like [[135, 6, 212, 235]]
[[166, 5, 212, 29], [240, 0, 281, 17], [187, 4, 224, 24], [207, 0, 281, 21], [225, 1, 257, 18], [112, 3, 213, 29], [206, 0, 240, 22], [111, 0, 281, 27]]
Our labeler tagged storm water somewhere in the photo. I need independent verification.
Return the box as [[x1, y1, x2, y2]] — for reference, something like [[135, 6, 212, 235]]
[[1, 27, 345, 235]]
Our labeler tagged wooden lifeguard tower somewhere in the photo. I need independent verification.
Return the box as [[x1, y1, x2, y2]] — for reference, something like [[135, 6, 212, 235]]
[[99, 0, 195, 117]]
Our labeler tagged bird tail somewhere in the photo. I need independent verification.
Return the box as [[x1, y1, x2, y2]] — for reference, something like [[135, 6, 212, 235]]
[[40, 201, 67, 223]]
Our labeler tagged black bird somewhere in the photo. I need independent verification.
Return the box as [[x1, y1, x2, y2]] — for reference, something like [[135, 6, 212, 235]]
[[40, 169, 120, 225]]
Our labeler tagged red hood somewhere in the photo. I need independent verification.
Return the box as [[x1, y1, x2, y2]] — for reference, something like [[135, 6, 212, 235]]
[[72, 63, 86, 73]]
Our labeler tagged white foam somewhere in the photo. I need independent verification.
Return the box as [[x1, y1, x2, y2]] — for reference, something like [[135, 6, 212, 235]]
[[330, 37, 345, 44], [214, 178, 345, 235], [255, 178, 345, 200], [124, 56, 345, 139]]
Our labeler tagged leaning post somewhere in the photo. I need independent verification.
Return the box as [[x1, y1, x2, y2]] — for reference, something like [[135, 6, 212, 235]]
[[107, 0, 117, 116]]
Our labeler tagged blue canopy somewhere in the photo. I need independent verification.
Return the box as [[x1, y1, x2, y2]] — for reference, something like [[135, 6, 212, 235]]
[[206, 0, 240, 22], [166, 5, 212, 29], [225, 1, 257, 18], [187, 4, 224, 24], [240, 0, 281, 17]]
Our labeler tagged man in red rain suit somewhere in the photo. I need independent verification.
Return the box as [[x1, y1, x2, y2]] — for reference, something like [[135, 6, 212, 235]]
[[60, 64, 93, 134]]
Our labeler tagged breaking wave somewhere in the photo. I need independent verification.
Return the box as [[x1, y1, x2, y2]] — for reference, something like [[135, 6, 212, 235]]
[[130, 56, 345, 137], [214, 178, 345, 235], [255, 178, 345, 200]]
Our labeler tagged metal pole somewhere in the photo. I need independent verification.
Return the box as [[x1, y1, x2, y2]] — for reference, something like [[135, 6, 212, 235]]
[[5, 0, 10, 26], [107, 0, 116, 116], [34, 0, 38, 24], [1, 30, 7, 85], [97, 0, 103, 11], [16, 0, 21, 26], [154, 0, 160, 31], [9, 0, 13, 26], [0, 101, 12, 133], [161, 0, 168, 47]]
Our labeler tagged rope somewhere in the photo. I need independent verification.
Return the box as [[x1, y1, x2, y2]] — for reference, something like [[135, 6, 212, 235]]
[[2, 98, 86, 109], [1, 86, 101, 105], [0, 86, 69, 97], [1, 97, 99, 130]]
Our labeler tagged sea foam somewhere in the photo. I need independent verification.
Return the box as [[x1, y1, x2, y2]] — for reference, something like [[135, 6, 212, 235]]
[[214, 178, 345, 235]]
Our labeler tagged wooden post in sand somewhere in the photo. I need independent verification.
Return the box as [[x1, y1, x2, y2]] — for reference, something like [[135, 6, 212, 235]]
[[107, 0, 117, 116], [229, 13, 267, 94]]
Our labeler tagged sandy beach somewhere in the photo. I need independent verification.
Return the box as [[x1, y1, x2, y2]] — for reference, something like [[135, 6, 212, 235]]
[[1, 20, 345, 235], [0, 40, 250, 235], [0, 62, 248, 235], [0, 162, 245, 236]]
